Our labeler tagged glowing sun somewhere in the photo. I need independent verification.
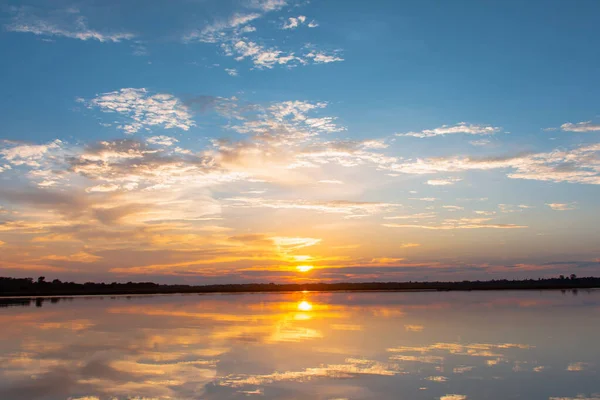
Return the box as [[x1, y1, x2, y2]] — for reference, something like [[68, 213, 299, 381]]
[[296, 265, 314, 273]]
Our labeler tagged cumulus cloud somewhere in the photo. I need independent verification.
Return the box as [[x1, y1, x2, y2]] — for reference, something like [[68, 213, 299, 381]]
[[81, 88, 194, 134], [398, 122, 501, 138], [561, 121, 600, 132], [0, 140, 63, 167], [5, 7, 134, 43]]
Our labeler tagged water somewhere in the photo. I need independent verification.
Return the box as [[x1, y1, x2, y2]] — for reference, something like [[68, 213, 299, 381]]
[[0, 290, 598, 400]]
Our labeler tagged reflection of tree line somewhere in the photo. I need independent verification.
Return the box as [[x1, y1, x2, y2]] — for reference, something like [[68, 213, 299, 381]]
[[1, 275, 599, 301]]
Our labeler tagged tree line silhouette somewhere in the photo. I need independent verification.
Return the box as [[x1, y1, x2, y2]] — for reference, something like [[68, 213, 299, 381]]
[[1, 275, 599, 297]]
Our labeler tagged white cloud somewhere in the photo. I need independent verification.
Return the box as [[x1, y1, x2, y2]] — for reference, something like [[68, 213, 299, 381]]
[[561, 121, 600, 132], [305, 51, 344, 64], [225, 68, 239, 76], [250, 0, 288, 12], [384, 213, 436, 220], [426, 177, 462, 186], [386, 143, 600, 185], [6, 7, 134, 43], [147, 136, 178, 146], [318, 180, 344, 184], [308, 20, 319, 28], [227, 40, 299, 69], [184, 13, 261, 43], [282, 16, 307, 30], [469, 139, 492, 146], [546, 202, 577, 211], [83, 88, 194, 134], [398, 122, 501, 138], [225, 197, 399, 217], [384, 217, 527, 230], [0, 140, 62, 167]]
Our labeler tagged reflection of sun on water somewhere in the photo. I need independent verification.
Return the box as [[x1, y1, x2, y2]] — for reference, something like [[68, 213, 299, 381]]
[[297, 301, 313, 311], [296, 265, 314, 272]]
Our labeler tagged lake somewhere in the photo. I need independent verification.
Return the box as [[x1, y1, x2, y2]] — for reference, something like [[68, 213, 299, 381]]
[[0, 290, 598, 399]]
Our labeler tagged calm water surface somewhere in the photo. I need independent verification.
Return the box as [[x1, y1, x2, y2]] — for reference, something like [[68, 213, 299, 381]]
[[0, 290, 598, 400]]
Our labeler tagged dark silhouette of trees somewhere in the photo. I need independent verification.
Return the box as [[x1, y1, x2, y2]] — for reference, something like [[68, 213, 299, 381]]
[[1, 275, 599, 297]]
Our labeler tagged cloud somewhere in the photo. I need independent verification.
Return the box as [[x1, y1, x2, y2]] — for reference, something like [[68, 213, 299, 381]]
[[82, 88, 194, 134], [146, 136, 178, 146], [398, 122, 501, 138], [305, 51, 344, 64], [384, 213, 436, 220], [182, 1, 341, 70], [426, 177, 462, 186], [561, 121, 600, 132], [387, 143, 600, 185], [272, 236, 321, 250], [217, 358, 399, 388], [282, 16, 307, 30], [470, 139, 492, 146], [440, 396, 467, 400], [0, 139, 63, 167], [404, 324, 424, 332], [40, 251, 101, 263], [226, 197, 400, 217], [249, 0, 288, 12], [225, 68, 239, 76], [183, 12, 262, 43], [5, 7, 134, 43], [384, 217, 527, 230], [546, 202, 577, 211], [227, 40, 299, 69]]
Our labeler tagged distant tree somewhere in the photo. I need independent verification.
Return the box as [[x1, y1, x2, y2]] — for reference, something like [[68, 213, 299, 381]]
[[570, 274, 577, 280], [37, 276, 46, 284], [559, 275, 565, 280], [52, 279, 62, 284]]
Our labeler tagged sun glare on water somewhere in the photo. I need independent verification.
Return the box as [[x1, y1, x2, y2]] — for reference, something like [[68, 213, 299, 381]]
[[296, 265, 314, 272], [297, 301, 313, 311]]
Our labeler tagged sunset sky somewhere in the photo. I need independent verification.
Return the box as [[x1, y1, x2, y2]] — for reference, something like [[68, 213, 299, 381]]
[[0, 0, 599, 284]]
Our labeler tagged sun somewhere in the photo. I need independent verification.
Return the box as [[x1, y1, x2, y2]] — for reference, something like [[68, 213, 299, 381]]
[[296, 265, 314, 273]]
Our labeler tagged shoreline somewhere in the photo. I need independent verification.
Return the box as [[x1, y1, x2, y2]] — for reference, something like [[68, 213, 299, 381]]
[[1, 285, 598, 299]]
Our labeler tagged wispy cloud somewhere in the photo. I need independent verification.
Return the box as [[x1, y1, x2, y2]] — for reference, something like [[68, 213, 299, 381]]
[[546, 202, 577, 211], [397, 122, 501, 138], [183, 2, 342, 69], [384, 217, 527, 230], [225, 68, 239, 76], [5, 7, 135, 43], [225, 197, 400, 217], [426, 177, 462, 186], [561, 121, 600, 132]]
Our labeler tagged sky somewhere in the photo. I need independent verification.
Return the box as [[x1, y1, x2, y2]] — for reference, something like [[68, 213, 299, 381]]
[[0, 0, 599, 284]]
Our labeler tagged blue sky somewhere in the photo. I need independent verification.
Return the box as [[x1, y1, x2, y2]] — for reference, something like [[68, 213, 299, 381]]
[[0, 0, 599, 283]]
